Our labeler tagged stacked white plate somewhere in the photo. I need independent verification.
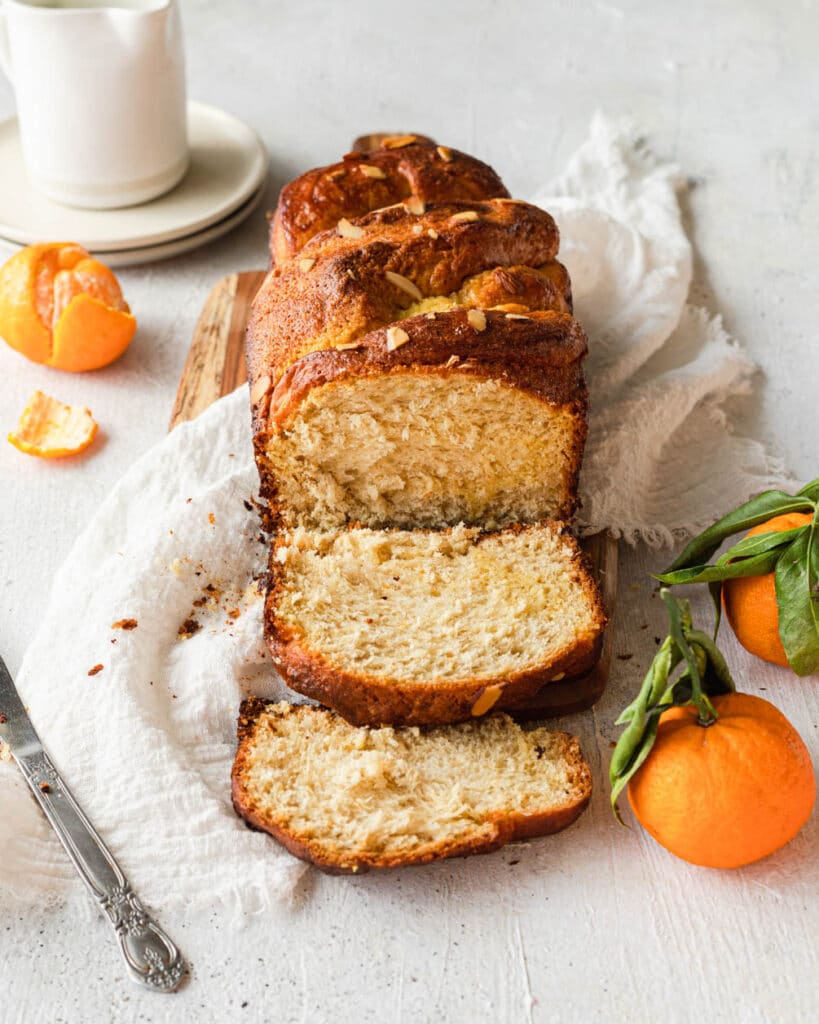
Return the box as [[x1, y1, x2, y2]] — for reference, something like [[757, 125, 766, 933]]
[[0, 103, 269, 266]]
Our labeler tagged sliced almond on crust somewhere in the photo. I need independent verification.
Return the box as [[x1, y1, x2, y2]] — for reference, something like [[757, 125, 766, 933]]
[[360, 164, 386, 179], [412, 224, 424, 235], [450, 210, 479, 223], [427, 228, 439, 239], [467, 309, 487, 332], [505, 312, 531, 320], [250, 374, 273, 405], [298, 258, 315, 272], [386, 326, 411, 351], [444, 354, 460, 367], [382, 134, 418, 149], [471, 684, 502, 716], [337, 218, 365, 239], [403, 195, 426, 215], [327, 168, 346, 180], [437, 145, 453, 162], [335, 341, 362, 351], [385, 271, 423, 302]]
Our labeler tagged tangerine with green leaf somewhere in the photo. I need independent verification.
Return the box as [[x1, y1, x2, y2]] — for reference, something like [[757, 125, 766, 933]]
[[722, 512, 813, 668], [627, 692, 815, 868]]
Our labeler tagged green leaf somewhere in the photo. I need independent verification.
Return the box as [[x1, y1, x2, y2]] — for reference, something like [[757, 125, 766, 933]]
[[716, 526, 808, 563], [775, 523, 819, 676], [610, 713, 662, 822], [687, 629, 736, 694], [796, 478, 819, 503], [663, 490, 815, 574], [708, 580, 723, 638], [656, 547, 784, 585]]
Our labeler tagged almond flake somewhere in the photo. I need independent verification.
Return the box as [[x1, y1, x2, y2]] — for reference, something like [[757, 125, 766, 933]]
[[360, 164, 386, 179], [505, 313, 530, 320], [467, 309, 487, 332], [471, 684, 502, 716], [383, 134, 417, 149], [403, 195, 425, 215], [444, 355, 460, 367], [327, 168, 346, 180], [335, 341, 362, 351], [427, 228, 439, 239], [298, 258, 315, 272], [386, 326, 411, 351], [385, 271, 423, 302], [250, 374, 272, 405], [425, 312, 437, 320], [450, 210, 479, 223], [437, 145, 453, 162], [412, 224, 424, 235], [337, 217, 365, 239]]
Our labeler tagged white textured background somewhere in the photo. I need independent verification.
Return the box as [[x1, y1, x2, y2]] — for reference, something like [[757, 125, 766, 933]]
[[0, 1, 817, 1022]]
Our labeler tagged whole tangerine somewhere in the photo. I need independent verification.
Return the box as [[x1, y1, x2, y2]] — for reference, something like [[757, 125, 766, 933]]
[[628, 692, 815, 868], [722, 512, 814, 668], [0, 242, 136, 372]]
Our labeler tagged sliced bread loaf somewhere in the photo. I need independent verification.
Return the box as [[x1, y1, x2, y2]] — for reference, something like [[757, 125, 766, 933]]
[[266, 522, 606, 727], [232, 700, 592, 873], [255, 308, 588, 532]]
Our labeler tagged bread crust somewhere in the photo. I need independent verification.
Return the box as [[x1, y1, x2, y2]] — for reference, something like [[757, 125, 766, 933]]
[[264, 523, 608, 728], [252, 308, 589, 528], [231, 700, 592, 873], [269, 138, 509, 264], [247, 198, 567, 390]]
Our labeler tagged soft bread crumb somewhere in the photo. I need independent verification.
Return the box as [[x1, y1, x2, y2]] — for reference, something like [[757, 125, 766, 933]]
[[271, 523, 602, 682], [266, 374, 580, 531], [234, 703, 591, 870]]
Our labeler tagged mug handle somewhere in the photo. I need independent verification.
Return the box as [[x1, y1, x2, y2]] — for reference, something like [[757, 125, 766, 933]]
[[0, 11, 13, 84]]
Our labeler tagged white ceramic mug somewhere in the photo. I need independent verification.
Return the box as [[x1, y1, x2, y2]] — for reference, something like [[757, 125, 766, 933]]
[[0, 0, 188, 209]]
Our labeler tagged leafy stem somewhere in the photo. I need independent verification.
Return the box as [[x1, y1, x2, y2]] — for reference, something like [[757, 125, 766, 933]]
[[609, 588, 736, 823]]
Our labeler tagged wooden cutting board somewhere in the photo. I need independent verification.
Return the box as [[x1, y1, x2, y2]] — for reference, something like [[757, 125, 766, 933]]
[[170, 270, 617, 718]]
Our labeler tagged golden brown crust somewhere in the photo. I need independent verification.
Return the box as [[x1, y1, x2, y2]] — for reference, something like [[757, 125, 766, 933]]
[[251, 309, 588, 526], [246, 199, 567, 391], [269, 139, 509, 264], [263, 523, 608, 728], [231, 701, 592, 873]]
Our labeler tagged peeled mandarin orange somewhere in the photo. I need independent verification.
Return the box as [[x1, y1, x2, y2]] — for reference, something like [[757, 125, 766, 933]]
[[722, 512, 814, 668], [628, 692, 815, 868], [0, 243, 136, 372], [8, 390, 98, 458]]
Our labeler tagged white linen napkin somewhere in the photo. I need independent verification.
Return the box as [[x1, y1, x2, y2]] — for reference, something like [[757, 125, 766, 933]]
[[0, 115, 791, 910]]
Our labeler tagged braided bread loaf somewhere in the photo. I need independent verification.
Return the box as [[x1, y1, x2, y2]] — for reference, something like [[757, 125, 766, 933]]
[[268, 134, 509, 264], [246, 137, 606, 726]]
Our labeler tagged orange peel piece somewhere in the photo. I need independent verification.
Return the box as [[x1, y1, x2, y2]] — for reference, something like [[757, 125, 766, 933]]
[[0, 243, 136, 372], [8, 390, 98, 459]]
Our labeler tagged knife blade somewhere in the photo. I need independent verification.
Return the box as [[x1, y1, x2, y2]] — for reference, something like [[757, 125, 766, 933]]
[[0, 653, 186, 992]]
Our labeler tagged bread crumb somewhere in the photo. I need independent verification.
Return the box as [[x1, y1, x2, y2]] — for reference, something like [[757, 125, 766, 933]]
[[88, 664, 104, 676], [177, 619, 201, 640], [111, 618, 138, 631]]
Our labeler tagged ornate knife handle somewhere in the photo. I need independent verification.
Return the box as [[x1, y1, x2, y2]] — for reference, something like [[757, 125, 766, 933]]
[[20, 751, 186, 992]]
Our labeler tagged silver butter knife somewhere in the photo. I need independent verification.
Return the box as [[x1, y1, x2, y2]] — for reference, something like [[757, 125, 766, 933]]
[[0, 653, 186, 992]]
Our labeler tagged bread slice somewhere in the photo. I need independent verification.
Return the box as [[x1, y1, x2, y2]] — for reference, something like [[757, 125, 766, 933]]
[[232, 700, 592, 873], [266, 523, 606, 727], [255, 308, 588, 532]]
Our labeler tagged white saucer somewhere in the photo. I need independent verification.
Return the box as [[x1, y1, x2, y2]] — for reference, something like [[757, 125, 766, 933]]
[[0, 102, 269, 252], [0, 180, 267, 267]]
